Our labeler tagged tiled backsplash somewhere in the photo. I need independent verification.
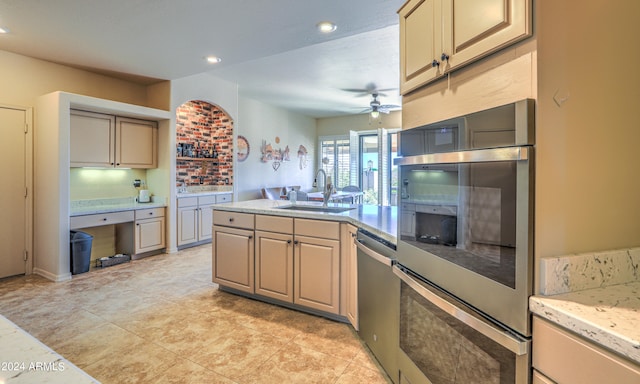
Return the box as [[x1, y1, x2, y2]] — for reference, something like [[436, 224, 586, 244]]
[[176, 100, 233, 187], [539, 248, 640, 295]]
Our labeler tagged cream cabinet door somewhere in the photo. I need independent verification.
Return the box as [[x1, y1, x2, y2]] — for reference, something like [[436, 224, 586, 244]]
[[255, 230, 294, 302], [212, 226, 254, 293], [294, 234, 340, 314], [70, 110, 115, 167], [198, 205, 214, 241], [177, 206, 198, 246], [341, 224, 359, 330], [442, 0, 531, 70], [135, 216, 165, 254], [399, 0, 444, 94], [116, 117, 157, 168]]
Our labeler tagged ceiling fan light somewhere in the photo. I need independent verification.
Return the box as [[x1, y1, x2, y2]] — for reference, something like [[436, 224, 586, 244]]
[[370, 110, 380, 119]]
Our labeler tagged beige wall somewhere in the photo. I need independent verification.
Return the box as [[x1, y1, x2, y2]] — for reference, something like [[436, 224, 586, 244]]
[[535, 1, 640, 257], [0, 49, 168, 109], [236, 97, 317, 201], [317, 111, 401, 136]]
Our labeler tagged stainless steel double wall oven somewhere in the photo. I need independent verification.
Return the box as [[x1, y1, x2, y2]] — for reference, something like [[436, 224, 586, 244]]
[[394, 99, 535, 383]]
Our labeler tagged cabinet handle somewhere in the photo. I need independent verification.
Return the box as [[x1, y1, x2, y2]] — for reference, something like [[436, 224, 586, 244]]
[[431, 59, 440, 68], [441, 52, 449, 62], [351, 233, 357, 238]]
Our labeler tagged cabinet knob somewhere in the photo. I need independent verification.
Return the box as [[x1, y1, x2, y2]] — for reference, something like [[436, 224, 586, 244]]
[[441, 53, 450, 62], [294, 240, 299, 245], [229, 217, 234, 222], [431, 60, 440, 68], [149, 212, 153, 215], [248, 235, 253, 240], [103, 218, 107, 221], [287, 239, 292, 244], [351, 233, 357, 238]]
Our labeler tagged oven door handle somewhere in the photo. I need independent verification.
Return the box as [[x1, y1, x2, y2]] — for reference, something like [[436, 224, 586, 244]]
[[356, 239, 393, 267], [393, 265, 529, 356], [393, 146, 530, 166]]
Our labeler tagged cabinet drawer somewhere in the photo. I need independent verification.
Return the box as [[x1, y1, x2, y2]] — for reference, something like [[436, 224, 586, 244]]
[[198, 195, 217, 206], [177, 196, 198, 207], [216, 193, 232, 203], [135, 207, 165, 219], [70, 211, 134, 229], [295, 218, 340, 240], [213, 211, 254, 229], [256, 215, 293, 233], [533, 317, 640, 384]]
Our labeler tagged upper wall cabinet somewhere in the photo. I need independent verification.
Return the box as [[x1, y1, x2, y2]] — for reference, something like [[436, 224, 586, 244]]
[[70, 109, 158, 168], [399, 0, 532, 95]]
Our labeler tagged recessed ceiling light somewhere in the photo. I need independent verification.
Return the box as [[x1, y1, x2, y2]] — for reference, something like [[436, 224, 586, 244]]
[[317, 21, 337, 33], [0, 27, 9, 34], [206, 56, 222, 64]]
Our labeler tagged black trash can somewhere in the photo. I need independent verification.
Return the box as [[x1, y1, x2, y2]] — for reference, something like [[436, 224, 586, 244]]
[[70, 231, 93, 275]]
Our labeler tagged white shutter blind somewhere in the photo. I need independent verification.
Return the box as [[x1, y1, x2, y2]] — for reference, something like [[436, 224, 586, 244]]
[[379, 128, 389, 206], [349, 130, 359, 187]]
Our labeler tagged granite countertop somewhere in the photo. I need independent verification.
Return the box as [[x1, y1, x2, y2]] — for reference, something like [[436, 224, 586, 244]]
[[0, 315, 98, 383], [176, 186, 233, 198], [530, 248, 640, 365], [70, 197, 167, 216], [212, 199, 397, 244]]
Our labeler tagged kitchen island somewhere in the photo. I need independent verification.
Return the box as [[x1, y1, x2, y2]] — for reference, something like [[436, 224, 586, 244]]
[[211, 199, 396, 241], [210, 199, 396, 325]]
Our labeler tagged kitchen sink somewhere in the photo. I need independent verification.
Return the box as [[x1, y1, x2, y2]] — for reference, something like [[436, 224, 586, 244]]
[[277, 205, 355, 213]]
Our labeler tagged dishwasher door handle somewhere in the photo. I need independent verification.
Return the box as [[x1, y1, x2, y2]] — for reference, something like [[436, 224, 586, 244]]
[[356, 239, 393, 267]]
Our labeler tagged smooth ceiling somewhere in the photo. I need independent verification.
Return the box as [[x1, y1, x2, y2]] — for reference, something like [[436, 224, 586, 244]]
[[0, 0, 405, 117]]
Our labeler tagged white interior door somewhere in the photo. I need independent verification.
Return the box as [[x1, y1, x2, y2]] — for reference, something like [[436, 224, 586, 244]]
[[0, 107, 27, 278]]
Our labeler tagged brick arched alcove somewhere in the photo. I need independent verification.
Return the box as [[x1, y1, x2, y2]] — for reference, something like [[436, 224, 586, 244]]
[[176, 100, 233, 187]]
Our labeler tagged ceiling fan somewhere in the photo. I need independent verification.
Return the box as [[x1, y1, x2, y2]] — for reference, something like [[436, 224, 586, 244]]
[[362, 93, 401, 118], [342, 82, 396, 98]]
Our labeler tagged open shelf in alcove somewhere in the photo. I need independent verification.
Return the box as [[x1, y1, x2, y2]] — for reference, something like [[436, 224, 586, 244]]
[[176, 157, 219, 163]]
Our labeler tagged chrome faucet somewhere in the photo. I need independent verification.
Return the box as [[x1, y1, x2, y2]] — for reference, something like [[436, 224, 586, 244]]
[[313, 169, 333, 206]]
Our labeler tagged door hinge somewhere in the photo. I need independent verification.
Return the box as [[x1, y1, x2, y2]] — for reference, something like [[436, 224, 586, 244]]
[[25, 187, 28, 198], [23, 250, 28, 261], [24, 123, 29, 134]]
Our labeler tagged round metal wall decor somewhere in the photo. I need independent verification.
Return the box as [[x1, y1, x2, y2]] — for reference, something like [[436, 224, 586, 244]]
[[237, 135, 249, 162]]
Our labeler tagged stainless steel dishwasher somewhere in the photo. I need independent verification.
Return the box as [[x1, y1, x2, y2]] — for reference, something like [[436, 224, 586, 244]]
[[356, 229, 399, 383]]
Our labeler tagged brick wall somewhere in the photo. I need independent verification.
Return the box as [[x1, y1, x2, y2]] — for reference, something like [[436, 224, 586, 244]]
[[176, 100, 233, 187]]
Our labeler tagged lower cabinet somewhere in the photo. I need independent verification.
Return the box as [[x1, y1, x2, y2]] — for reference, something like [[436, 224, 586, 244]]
[[134, 208, 165, 254], [532, 316, 640, 384], [178, 194, 232, 248], [212, 211, 255, 293], [214, 212, 344, 317]]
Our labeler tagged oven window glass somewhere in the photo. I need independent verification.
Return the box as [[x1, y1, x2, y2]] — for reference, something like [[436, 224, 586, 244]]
[[400, 281, 516, 384], [401, 160, 517, 288]]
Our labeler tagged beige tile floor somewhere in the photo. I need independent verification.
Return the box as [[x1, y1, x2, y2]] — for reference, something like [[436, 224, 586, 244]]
[[0, 245, 391, 384]]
